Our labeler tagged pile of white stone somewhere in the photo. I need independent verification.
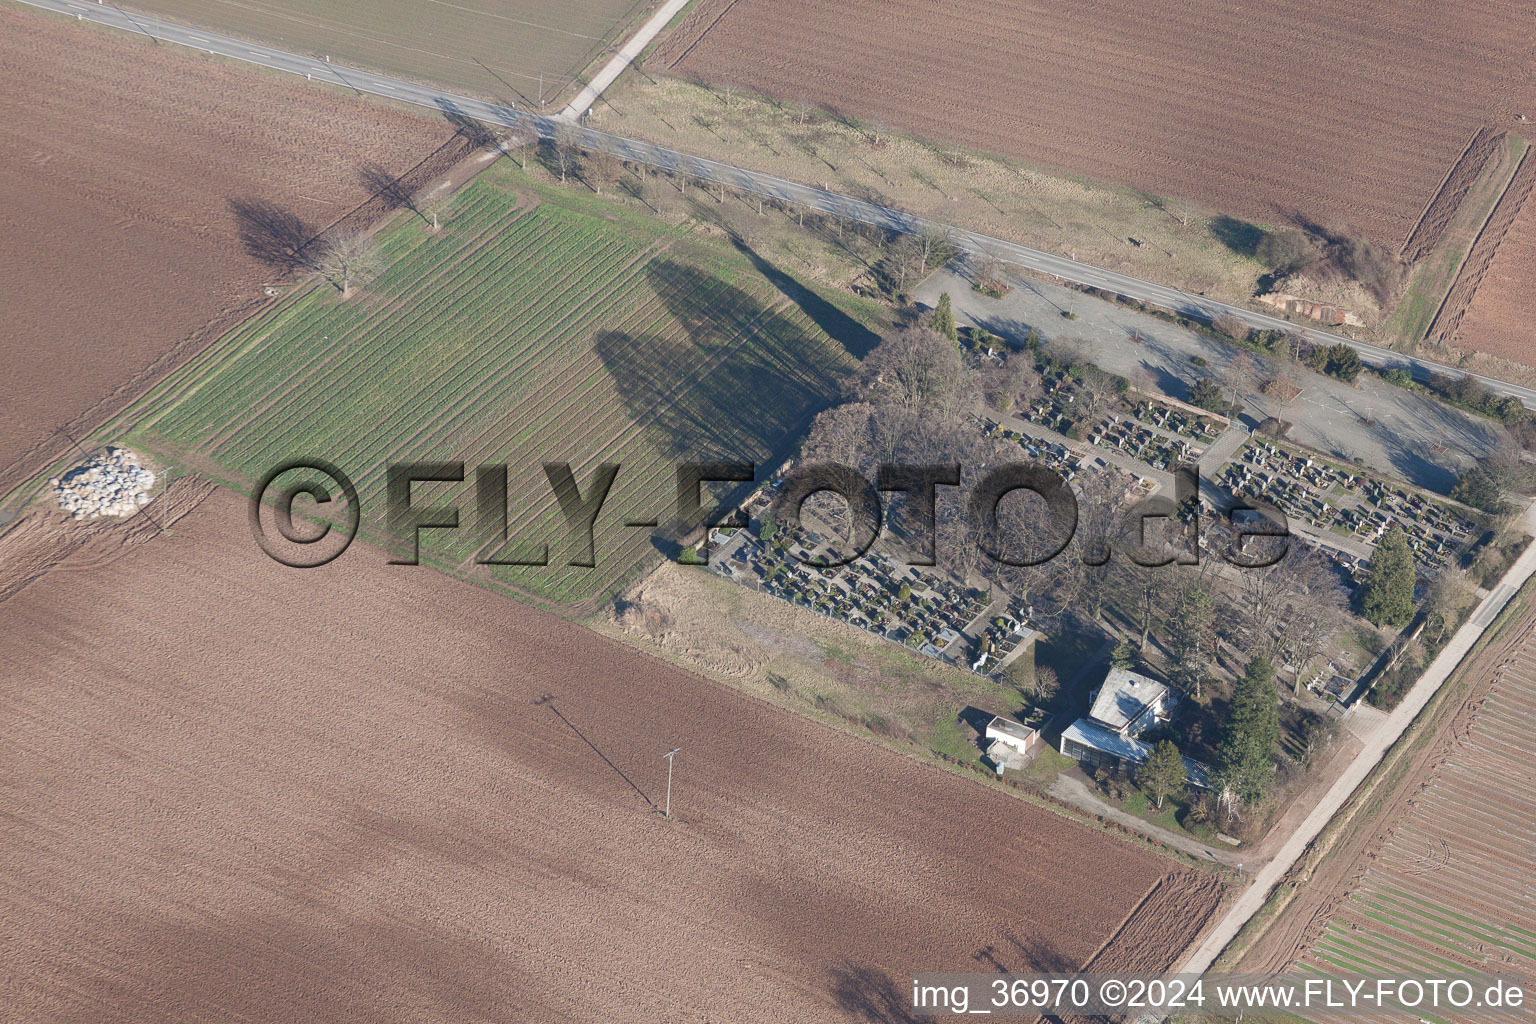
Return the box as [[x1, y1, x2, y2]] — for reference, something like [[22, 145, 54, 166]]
[[51, 447, 156, 520]]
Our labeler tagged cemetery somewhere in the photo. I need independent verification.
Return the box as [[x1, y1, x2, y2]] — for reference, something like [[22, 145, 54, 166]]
[[1216, 439, 1479, 576]]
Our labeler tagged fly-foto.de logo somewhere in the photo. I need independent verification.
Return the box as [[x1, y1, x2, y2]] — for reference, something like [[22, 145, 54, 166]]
[[249, 458, 1289, 570]]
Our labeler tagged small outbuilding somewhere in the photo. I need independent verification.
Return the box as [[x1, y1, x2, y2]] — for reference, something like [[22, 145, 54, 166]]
[[983, 715, 1039, 773]]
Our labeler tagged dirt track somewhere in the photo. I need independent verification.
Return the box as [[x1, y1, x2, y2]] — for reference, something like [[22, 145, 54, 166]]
[[0, 7, 448, 496], [0, 487, 1221, 1022], [657, 0, 1536, 251]]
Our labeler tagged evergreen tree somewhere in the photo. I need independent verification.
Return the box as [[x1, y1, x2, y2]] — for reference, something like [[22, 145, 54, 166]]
[[1188, 377, 1225, 413], [932, 292, 958, 343], [1321, 343, 1363, 383], [759, 509, 779, 548], [1216, 655, 1280, 806], [1450, 466, 1506, 514], [1110, 636, 1138, 669], [1139, 740, 1188, 809], [1167, 586, 1214, 700], [1360, 525, 1416, 627]]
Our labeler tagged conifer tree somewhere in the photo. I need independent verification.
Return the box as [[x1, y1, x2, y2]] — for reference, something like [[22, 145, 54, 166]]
[[1361, 525, 1416, 627], [1216, 655, 1279, 805], [1140, 740, 1188, 809], [932, 292, 957, 343]]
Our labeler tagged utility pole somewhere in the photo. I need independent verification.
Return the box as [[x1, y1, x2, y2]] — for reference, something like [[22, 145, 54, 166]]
[[662, 747, 681, 818]]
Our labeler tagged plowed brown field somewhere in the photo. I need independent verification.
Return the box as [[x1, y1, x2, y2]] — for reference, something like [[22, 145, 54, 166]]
[[0, 486, 1222, 1022], [0, 8, 448, 496], [1443, 171, 1536, 367], [656, 0, 1536, 251]]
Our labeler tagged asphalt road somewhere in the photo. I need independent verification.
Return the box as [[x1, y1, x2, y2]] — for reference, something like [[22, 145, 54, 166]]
[[17, 0, 1536, 412]]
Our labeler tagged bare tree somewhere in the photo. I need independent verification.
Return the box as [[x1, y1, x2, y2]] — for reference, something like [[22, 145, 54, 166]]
[[853, 326, 973, 419], [1164, 198, 1194, 227], [1284, 329, 1311, 364], [1128, 362, 1158, 395], [1237, 543, 1340, 660], [1212, 312, 1250, 342], [1423, 569, 1474, 644], [1223, 351, 1261, 410], [868, 404, 921, 466], [420, 190, 457, 233], [1048, 344, 1120, 431], [980, 352, 1041, 413], [721, 205, 764, 247], [585, 147, 622, 194], [986, 468, 1128, 628], [503, 118, 539, 171], [1278, 595, 1345, 691], [802, 402, 878, 472], [1260, 372, 1302, 405], [547, 122, 583, 184], [917, 229, 956, 272], [313, 231, 384, 297], [887, 234, 926, 293]]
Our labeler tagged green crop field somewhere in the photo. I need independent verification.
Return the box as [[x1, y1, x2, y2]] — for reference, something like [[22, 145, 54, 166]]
[[122, 0, 651, 104], [118, 167, 876, 605]]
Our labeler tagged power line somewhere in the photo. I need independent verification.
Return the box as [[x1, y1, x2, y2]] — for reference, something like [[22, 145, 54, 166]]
[[662, 747, 681, 819]]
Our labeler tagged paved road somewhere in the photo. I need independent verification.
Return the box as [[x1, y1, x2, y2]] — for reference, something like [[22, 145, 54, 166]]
[[1179, 501, 1536, 976], [17, 0, 1536, 412], [559, 0, 690, 121]]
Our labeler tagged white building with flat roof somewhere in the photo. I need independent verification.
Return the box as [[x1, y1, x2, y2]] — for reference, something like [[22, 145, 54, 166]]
[[983, 715, 1039, 773], [1060, 667, 1211, 788]]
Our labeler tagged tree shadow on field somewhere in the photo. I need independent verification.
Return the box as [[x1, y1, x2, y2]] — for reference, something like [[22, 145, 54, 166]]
[[594, 259, 855, 552], [829, 966, 920, 1022], [434, 96, 501, 148], [1002, 931, 1076, 973], [230, 197, 315, 272], [732, 238, 880, 359], [594, 259, 851, 458], [84, 872, 516, 1021], [358, 161, 424, 223], [685, 190, 882, 359], [1209, 214, 1265, 258]]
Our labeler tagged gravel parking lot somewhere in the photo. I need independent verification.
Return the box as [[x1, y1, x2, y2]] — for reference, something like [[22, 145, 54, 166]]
[[917, 267, 1501, 494]]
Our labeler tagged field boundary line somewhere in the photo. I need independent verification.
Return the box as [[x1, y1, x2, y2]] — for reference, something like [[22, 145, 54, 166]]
[[199, 198, 540, 456], [18, 0, 1536, 412], [655, 0, 739, 71], [559, 0, 694, 120], [1426, 145, 1536, 344], [1399, 125, 1490, 258], [1216, 581, 1536, 973], [0, 128, 488, 512]]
